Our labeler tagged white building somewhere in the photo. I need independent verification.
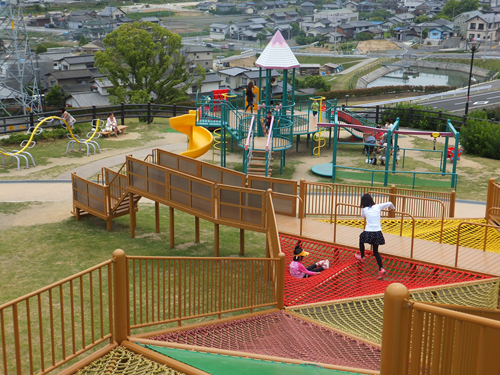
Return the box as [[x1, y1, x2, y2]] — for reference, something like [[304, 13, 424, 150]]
[[210, 23, 230, 40]]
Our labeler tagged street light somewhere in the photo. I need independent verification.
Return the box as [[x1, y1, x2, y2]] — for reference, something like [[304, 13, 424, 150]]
[[465, 40, 480, 116]]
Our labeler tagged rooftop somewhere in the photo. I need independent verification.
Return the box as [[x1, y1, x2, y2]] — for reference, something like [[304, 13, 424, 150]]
[[66, 91, 110, 107]]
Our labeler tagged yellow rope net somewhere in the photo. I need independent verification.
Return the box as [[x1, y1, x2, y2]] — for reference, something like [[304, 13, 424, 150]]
[[326, 218, 500, 253], [75, 347, 186, 375], [290, 279, 500, 344]]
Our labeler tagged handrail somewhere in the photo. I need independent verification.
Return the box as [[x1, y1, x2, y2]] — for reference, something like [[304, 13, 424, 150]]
[[244, 115, 255, 150], [265, 116, 274, 151], [302, 181, 335, 223], [333, 202, 415, 257], [455, 221, 500, 266], [367, 191, 445, 243], [270, 191, 304, 236], [487, 207, 500, 223]]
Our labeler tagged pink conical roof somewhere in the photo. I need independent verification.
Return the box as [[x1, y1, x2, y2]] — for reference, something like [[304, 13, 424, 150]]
[[255, 30, 300, 70]]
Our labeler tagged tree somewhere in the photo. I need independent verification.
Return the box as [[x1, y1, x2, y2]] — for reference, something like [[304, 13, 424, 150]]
[[370, 9, 392, 20], [356, 32, 372, 41], [44, 85, 64, 107], [422, 27, 429, 40], [414, 14, 430, 24], [95, 22, 203, 105], [256, 32, 266, 41], [78, 35, 88, 47], [35, 45, 47, 54]]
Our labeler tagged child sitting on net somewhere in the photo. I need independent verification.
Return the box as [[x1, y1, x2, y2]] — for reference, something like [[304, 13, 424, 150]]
[[289, 241, 329, 278]]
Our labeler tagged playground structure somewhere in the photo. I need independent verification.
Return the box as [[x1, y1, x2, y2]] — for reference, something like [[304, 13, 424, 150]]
[[169, 111, 214, 158], [2, 32, 500, 375], [2, 138, 500, 373], [0, 116, 103, 170]]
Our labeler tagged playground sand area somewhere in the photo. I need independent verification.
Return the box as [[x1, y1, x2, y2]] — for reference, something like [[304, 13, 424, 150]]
[[357, 40, 400, 54]]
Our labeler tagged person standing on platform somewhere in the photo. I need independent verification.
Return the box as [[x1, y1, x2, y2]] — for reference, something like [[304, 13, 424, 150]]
[[245, 81, 255, 113], [354, 194, 395, 280]]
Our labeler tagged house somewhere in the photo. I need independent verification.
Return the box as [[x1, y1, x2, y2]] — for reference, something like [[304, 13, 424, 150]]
[[323, 3, 342, 10], [323, 63, 341, 74], [270, 12, 288, 24], [186, 72, 223, 95], [229, 21, 252, 37], [285, 11, 300, 21], [301, 2, 315, 15], [139, 16, 161, 24], [215, 3, 234, 13], [210, 23, 230, 40], [314, 9, 358, 22], [79, 40, 104, 54], [394, 26, 421, 41], [46, 69, 94, 89], [98, 6, 126, 21], [365, 27, 385, 38], [325, 31, 346, 43], [390, 13, 416, 25], [27, 16, 51, 27], [92, 77, 114, 96], [467, 13, 500, 42], [299, 63, 321, 75], [57, 55, 95, 71], [217, 67, 279, 89], [413, 3, 430, 16], [403, 1, 423, 12], [182, 45, 214, 72], [65, 92, 110, 108], [197, 2, 215, 11], [67, 10, 98, 30], [236, 3, 257, 14], [454, 11, 483, 37], [337, 20, 373, 39], [344, 1, 358, 11], [38, 49, 74, 71]]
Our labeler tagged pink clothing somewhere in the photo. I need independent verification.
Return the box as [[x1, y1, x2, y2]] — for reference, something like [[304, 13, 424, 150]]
[[290, 261, 316, 278]]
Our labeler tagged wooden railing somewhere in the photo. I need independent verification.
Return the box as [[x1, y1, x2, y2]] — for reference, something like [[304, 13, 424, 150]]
[[127, 256, 280, 331], [486, 178, 500, 223], [300, 180, 455, 219], [72, 173, 108, 219], [455, 221, 500, 266], [381, 283, 500, 375], [248, 175, 298, 217], [0, 260, 114, 375]]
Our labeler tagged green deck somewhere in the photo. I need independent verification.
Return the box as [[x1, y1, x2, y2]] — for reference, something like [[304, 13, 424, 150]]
[[145, 345, 365, 375]]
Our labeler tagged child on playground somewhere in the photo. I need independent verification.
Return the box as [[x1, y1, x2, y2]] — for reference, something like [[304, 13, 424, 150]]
[[106, 113, 122, 137], [59, 108, 76, 129], [311, 101, 319, 118], [245, 81, 255, 113], [290, 241, 329, 278], [261, 111, 272, 136], [355, 194, 395, 280]]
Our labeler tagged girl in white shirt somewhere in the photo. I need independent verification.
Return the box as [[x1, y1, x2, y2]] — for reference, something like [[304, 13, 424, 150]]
[[355, 194, 395, 280], [106, 112, 121, 137]]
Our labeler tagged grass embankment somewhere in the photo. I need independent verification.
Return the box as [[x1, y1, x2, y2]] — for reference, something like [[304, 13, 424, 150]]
[[425, 58, 500, 71]]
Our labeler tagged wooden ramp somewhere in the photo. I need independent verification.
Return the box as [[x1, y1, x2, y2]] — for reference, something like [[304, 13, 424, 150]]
[[276, 215, 500, 276]]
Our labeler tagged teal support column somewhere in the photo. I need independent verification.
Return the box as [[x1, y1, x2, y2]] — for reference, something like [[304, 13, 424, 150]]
[[280, 150, 284, 175], [282, 69, 288, 117], [442, 136, 449, 175], [331, 117, 339, 183], [451, 132, 460, 188], [383, 128, 392, 186], [265, 69, 271, 108], [258, 68, 262, 104], [291, 68, 296, 117], [391, 119, 399, 173]]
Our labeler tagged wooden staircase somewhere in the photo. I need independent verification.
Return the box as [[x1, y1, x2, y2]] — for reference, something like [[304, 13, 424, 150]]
[[247, 150, 273, 176]]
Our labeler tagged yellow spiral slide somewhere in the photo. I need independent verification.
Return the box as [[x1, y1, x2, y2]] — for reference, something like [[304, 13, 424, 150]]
[[0, 116, 100, 156], [169, 111, 214, 158]]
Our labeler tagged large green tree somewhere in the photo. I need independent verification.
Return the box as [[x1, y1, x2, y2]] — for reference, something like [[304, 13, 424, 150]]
[[44, 85, 64, 107], [95, 22, 203, 105]]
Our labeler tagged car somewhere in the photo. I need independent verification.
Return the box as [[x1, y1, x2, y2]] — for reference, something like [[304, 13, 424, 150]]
[[205, 43, 215, 48], [221, 45, 228, 49]]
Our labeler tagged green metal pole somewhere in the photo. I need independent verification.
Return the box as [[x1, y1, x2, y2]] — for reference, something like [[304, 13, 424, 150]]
[[442, 136, 449, 175], [383, 128, 392, 186], [291, 68, 296, 117], [332, 111, 338, 183], [391, 119, 399, 173], [282, 69, 288, 117], [258, 67, 262, 105], [266, 69, 271, 108], [451, 132, 460, 189]]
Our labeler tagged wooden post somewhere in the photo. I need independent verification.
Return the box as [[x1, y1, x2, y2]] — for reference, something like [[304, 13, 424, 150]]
[[112, 249, 129, 344], [147, 102, 151, 124], [155, 202, 160, 233], [74, 207, 81, 221], [195, 217, 200, 243], [298, 179, 306, 219], [214, 224, 220, 257], [129, 192, 135, 238], [121, 102, 125, 125], [169, 207, 175, 248], [449, 190, 456, 218], [485, 178, 495, 221], [389, 185, 397, 218], [92, 105, 96, 121], [380, 283, 411, 375], [276, 253, 286, 310], [239, 229, 244, 256], [107, 220, 112, 232]]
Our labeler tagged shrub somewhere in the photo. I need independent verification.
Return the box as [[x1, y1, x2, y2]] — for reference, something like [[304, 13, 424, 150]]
[[1, 124, 85, 145], [460, 117, 500, 160]]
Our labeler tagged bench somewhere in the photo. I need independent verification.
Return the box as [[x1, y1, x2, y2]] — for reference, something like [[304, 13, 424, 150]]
[[98, 125, 129, 138]]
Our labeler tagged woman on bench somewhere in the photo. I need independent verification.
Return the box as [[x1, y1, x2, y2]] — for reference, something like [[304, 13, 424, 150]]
[[106, 113, 122, 137]]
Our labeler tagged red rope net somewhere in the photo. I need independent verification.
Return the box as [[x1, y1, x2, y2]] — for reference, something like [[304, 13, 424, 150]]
[[281, 235, 490, 307], [149, 311, 381, 371]]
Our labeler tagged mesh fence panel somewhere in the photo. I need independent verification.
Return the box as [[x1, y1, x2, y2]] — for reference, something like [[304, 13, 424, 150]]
[[290, 279, 500, 344], [280, 235, 490, 307], [75, 347, 186, 374], [330, 218, 500, 253], [148, 311, 381, 371]]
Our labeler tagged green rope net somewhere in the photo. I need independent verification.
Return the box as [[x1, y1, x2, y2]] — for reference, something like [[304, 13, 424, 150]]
[[75, 346, 186, 375], [290, 279, 500, 345]]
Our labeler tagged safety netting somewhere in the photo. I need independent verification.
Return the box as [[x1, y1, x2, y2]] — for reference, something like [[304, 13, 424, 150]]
[[290, 278, 500, 345], [148, 311, 381, 371], [145, 346, 369, 375], [329, 218, 500, 253], [75, 346, 185, 375], [281, 235, 490, 306]]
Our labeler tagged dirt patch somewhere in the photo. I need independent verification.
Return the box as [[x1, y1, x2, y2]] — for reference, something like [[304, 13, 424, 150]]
[[358, 40, 399, 54], [0, 202, 72, 230]]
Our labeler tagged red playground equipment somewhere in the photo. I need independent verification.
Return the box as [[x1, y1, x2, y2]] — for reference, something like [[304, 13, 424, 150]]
[[447, 147, 463, 161]]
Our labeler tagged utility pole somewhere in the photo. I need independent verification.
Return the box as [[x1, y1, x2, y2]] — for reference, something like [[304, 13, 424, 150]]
[[483, 20, 489, 62]]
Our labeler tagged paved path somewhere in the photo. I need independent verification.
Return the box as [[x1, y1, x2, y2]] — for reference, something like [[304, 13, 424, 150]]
[[338, 58, 378, 75]]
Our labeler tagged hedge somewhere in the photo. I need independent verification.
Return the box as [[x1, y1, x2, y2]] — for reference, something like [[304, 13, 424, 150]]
[[1, 124, 85, 146], [315, 85, 455, 100]]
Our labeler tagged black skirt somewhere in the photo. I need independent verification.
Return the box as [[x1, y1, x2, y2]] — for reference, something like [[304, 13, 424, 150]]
[[359, 231, 385, 245]]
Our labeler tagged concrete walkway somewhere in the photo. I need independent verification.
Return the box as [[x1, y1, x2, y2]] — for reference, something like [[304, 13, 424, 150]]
[[338, 58, 378, 75]]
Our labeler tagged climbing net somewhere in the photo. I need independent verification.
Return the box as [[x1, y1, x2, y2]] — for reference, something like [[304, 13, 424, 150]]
[[280, 235, 490, 306], [75, 346, 185, 375], [149, 310, 381, 371], [329, 218, 500, 253], [290, 278, 500, 345]]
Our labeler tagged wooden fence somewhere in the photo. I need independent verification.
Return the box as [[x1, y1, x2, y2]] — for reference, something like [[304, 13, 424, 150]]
[[486, 178, 500, 224]]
